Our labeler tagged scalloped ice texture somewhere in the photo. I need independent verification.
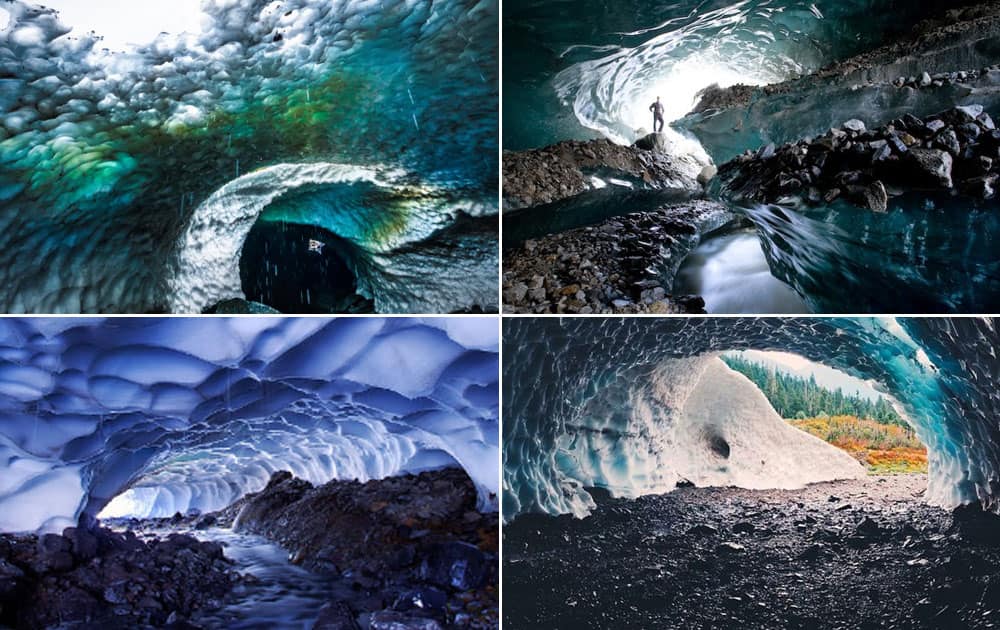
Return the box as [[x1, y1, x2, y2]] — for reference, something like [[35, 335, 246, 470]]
[[0, 0, 498, 313], [502, 318, 1000, 521], [0, 317, 499, 533]]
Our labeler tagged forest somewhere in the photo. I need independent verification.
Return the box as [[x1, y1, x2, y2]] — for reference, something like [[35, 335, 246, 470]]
[[721, 355, 903, 426]]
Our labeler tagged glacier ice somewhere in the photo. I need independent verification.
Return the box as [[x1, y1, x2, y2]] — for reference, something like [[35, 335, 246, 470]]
[[503, 318, 1000, 521], [0, 0, 498, 313], [504, 0, 940, 150], [0, 318, 498, 533]]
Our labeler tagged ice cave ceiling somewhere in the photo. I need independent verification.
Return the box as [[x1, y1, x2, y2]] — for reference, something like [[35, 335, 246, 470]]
[[504, 0, 966, 149], [0, 0, 498, 313], [502, 318, 1000, 521], [0, 317, 499, 533]]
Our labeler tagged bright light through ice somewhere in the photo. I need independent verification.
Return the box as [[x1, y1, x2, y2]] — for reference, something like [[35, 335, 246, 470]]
[[624, 55, 769, 131], [100, 487, 159, 518], [0, 8, 9, 31], [41, 0, 205, 51]]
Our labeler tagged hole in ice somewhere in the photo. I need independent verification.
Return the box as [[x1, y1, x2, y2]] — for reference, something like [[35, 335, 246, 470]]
[[706, 434, 731, 459], [239, 221, 373, 314]]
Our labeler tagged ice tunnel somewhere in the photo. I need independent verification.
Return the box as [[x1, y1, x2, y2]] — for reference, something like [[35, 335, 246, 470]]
[[505, 0, 965, 150], [502, 317, 1000, 521], [0, 0, 498, 313], [0, 317, 499, 533]]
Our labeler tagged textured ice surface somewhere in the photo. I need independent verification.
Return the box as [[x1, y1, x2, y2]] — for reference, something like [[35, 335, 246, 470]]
[[503, 318, 1000, 520], [0, 0, 498, 313], [0, 318, 499, 533], [504, 0, 938, 150]]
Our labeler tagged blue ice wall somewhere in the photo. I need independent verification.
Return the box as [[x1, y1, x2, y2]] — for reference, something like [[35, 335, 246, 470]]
[[504, 0, 939, 149], [0, 318, 499, 533], [0, 0, 498, 313], [502, 318, 1000, 520]]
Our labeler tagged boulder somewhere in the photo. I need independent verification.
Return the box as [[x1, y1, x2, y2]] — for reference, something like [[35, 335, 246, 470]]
[[419, 541, 490, 590], [842, 119, 866, 133], [37, 533, 74, 572], [633, 132, 672, 153], [370, 611, 443, 630], [312, 602, 360, 630], [906, 148, 953, 188]]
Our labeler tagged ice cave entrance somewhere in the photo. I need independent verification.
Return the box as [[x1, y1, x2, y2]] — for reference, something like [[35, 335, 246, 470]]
[[720, 350, 928, 480], [239, 220, 372, 314], [39, 0, 204, 51]]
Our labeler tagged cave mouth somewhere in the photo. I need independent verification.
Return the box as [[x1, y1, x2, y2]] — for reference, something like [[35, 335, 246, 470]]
[[717, 349, 929, 482], [239, 220, 374, 314]]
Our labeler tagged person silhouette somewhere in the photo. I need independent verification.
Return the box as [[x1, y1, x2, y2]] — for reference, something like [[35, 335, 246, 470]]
[[649, 96, 665, 133]]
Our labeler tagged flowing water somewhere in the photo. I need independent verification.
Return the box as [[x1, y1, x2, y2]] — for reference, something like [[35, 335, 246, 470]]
[[192, 528, 343, 630], [674, 228, 809, 313]]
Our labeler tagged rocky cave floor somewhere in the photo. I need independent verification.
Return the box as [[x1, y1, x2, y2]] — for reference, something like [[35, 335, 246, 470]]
[[504, 474, 1000, 629], [0, 468, 498, 630]]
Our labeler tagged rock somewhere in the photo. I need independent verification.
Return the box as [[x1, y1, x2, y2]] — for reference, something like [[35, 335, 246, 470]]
[[850, 180, 888, 213], [370, 611, 443, 630], [919, 72, 932, 87], [907, 148, 953, 188], [934, 129, 961, 155], [925, 119, 946, 133], [855, 516, 882, 536], [419, 541, 490, 590], [697, 164, 718, 185], [950, 105, 984, 124], [961, 175, 997, 199], [103, 580, 129, 605], [733, 522, 755, 535], [312, 602, 360, 630], [674, 295, 706, 311], [195, 514, 218, 530], [63, 527, 98, 561], [842, 119, 866, 133], [393, 587, 448, 613], [688, 524, 719, 537], [633, 133, 672, 153], [37, 533, 74, 572], [0, 558, 25, 600], [716, 542, 745, 553]]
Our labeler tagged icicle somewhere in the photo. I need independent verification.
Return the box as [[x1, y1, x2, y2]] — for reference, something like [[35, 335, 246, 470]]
[[412, 113, 420, 131]]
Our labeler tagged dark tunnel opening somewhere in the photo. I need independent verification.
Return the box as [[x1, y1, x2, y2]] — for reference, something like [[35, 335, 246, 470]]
[[239, 220, 374, 314]]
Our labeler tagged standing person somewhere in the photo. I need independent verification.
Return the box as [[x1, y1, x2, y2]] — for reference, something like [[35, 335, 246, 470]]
[[649, 96, 665, 133]]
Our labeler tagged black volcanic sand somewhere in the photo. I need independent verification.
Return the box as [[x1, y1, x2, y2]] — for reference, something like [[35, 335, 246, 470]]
[[504, 475, 1000, 630]]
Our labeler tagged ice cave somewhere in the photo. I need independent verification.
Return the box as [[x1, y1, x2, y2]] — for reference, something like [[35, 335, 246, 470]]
[[0, 317, 500, 534], [503, 316, 1000, 628], [0, 0, 498, 314], [502, 317, 999, 520], [502, 1, 1000, 314]]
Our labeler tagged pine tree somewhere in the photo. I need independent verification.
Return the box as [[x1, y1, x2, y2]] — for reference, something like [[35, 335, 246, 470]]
[[720, 355, 903, 425]]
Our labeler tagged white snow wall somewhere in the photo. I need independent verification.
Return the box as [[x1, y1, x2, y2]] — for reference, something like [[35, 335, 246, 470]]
[[0, 317, 499, 533], [503, 317, 1000, 520]]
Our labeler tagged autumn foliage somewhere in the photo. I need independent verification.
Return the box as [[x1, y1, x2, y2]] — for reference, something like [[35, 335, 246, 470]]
[[790, 415, 928, 473]]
